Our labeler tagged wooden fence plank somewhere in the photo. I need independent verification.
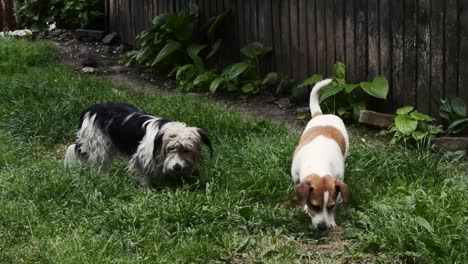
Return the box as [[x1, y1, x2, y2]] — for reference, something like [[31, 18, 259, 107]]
[[430, 0, 445, 116], [367, 0, 379, 80], [379, 0, 393, 112], [391, 0, 405, 109], [356, 0, 367, 81], [280, 0, 291, 76], [272, 0, 282, 74], [325, 0, 335, 76], [416, 0, 431, 113], [259, 0, 273, 72], [236, 0, 245, 46], [290, 0, 300, 79], [445, 0, 459, 99], [460, 0, 468, 100], [316, 0, 326, 75], [298, 0, 309, 81], [403, 0, 417, 107], [344, 0, 356, 82], [334, 0, 345, 63], [307, 0, 317, 76]]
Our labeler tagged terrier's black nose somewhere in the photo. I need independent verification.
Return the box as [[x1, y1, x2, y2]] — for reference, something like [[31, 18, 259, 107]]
[[317, 222, 328, 231], [174, 163, 182, 171]]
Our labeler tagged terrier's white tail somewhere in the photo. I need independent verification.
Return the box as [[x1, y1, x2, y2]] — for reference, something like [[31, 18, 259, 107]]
[[309, 79, 333, 118]]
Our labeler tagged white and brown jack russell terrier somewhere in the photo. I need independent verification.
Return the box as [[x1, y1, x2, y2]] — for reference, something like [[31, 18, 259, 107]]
[[291, 79, 350, 231]]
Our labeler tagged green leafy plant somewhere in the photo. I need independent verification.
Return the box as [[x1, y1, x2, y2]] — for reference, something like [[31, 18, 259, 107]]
[[208, 42, 278, 94], [296, 62, 389, 120], [124, 3, 228, 72], [388, 106, 443, 146], [440, 97, 468, 134], [15, 0, 103, 29]]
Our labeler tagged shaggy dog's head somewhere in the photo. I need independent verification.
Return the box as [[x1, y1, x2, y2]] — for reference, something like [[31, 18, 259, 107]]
[[154, 122, 212, 178]]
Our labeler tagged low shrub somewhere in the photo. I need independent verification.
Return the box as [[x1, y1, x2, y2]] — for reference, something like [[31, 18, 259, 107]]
[[15, 0, 103, 29], [296, 62, 389, 120]]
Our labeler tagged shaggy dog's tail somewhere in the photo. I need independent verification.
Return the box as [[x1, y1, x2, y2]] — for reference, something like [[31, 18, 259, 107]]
[[309, 79, 333, 118]]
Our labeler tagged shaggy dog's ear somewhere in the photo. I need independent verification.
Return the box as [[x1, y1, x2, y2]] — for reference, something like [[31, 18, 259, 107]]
[[197, 129, 213, 158], [153, 132, 165, 157]]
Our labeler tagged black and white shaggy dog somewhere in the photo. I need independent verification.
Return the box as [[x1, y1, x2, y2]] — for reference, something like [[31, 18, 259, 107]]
[[64, 102, 213, 187]]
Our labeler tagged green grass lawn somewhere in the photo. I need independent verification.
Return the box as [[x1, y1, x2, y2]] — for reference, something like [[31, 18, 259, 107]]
[[0, 38, 466, 263]]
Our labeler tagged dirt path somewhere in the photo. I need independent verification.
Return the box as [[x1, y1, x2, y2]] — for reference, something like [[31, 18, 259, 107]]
[[48, 31, 305, 132]]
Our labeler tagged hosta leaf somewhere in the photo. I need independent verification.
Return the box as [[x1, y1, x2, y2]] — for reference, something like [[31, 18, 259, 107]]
[[187, 44, 206, 70], [240, 42, 272, 59], [241, 83, 255, 93], [207, 10, 230, 39], [224, 62, 249, 79], [206, 38, 222, 60], [412, 131, 428, 140], [428, 124, 444, 135], [210, 77, 224, 94], [333, 62, 346, 80], [262, 72, 278, 85], [439, 98, 452, 119], [194, 73, 212, 86], [447, 118, 468, 133], [151, 41, 182, 67], [396, 106, 414, 115], [352, 100, 366, 120], [416, 216, 434, 233], [395, 115, 418, 135], [297, 74, 322, 89], [410, 111, 433, 121], [319, 80, 344, 102], [175, 64, 195, 81], [360, 76, 389, 99], [451, 97, 467, 117], [152, 13, 171, 27], [344, 83, 359, 93]]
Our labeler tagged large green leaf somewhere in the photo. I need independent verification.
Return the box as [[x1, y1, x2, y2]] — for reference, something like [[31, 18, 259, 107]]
[[396, 106, 414, 115], [451, 97, 467, 117], [206, 38, 222, 60], [447, 117, 468, 133], [241, 83, 255, 93], [207, 10, 230, 39], [210, 77, 224, 94], [175, 64, 195, 81], [187, 44, 206, 70], [412, 131, 429, 140], [152, 13, 171, 27], [194, 72, 214, 86], [319, 80, 344, 102], [360, 76, 389, 99], [395, 115, 418, 135], [410, 111, 433, 121], [439, 99, 452, 119], [163, 14, 196, 41], [223, 62, 250, 79], [151, 41, 182, 67], [240, 42, 272, 59], [333, 62, 346, 80], [352, 100, 366, 120], [297, 74, 322, 89], [262, 72, 278, 85]]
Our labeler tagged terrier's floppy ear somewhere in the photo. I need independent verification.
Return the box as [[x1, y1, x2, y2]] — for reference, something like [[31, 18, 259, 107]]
[[197, 129, 213, 158], [335, 179, 350, 203], [295, 182, 312, 206]]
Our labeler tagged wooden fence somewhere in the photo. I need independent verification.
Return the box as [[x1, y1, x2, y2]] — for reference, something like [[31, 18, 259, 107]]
[[106, 0, 468, 117]]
